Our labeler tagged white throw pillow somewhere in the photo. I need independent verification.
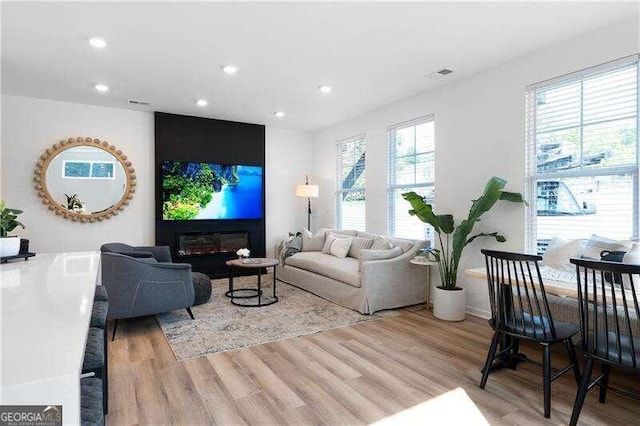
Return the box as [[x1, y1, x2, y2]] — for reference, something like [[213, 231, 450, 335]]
[[359, 246, 403, 261], [542, 237, 583, 272], [581, 234, 631, 260], [329, 237, 353, 258], [371, 236, 393, 250], [322, 233, 337, 254], [347, 236, 374, 259], [301, 228, 327, 252]]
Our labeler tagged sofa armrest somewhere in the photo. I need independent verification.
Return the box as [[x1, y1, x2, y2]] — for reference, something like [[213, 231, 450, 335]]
[[359, 241, 429, 310]]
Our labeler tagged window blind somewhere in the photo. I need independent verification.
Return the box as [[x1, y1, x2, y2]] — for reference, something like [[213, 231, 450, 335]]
[[336, 134, 366, 231], [525, 55, 639, 254], [387, 115, 435, 240]]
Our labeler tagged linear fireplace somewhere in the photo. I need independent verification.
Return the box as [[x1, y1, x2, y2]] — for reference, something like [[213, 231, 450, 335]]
[[177, 231, 249, 257]]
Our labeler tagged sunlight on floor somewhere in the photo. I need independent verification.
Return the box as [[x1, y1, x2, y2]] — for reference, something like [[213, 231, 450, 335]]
[[370, 388, 489, 425]]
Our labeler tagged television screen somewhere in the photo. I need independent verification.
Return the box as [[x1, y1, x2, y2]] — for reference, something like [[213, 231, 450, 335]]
[[161, 160, 263, 220]]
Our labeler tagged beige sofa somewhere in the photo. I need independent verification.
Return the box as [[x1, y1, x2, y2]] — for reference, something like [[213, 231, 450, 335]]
[[277, 230, 429, 314]]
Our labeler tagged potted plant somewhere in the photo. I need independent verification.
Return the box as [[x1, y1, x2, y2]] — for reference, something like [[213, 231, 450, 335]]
[[0, 200, 26, 257], [403, 176, 526, 321]]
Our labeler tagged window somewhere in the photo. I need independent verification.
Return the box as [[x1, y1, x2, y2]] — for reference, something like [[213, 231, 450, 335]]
[[63, 161, 115, 179], [387, 115, 435, 239], [525, 55, 639, 254], [336, 135, 366, 230]]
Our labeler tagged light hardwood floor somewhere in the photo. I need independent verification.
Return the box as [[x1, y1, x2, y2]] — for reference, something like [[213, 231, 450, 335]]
[[106, 306, 640, 425]]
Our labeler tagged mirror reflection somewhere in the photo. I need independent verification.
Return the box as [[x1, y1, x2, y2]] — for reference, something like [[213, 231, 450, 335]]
[[45, 146, 126, 215]]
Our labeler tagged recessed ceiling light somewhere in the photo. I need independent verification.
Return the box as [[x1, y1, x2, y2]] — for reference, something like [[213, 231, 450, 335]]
[[196, 99, 208, 107], [89, 37, 107, 48], [94, 84, 109, 93], [274, 111, 285, 118], [222, 65, 239, 75], [319, 85, 332, 94]]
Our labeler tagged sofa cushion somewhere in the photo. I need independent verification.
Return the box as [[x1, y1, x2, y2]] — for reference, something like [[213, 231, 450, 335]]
[[301, 228, 327, 252], [285, 252, 360, 287], [348, 236, 374, 259], [330, 237, 352, 258], [389, 238, 415, 253], [359, 246, 403, 262], [371, 236, 393, 250]]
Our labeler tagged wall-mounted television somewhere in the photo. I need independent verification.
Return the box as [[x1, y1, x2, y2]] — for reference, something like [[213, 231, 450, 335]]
[[161, 160, 263, 220]]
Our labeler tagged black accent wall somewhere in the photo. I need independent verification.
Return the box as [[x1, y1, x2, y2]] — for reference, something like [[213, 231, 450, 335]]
[[154, 112, 266, 277]]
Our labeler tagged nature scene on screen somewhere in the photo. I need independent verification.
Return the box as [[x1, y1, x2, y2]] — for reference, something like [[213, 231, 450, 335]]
[[162, 161, 263, 220]]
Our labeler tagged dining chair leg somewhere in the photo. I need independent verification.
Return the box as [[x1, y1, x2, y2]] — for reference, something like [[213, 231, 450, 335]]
[[565, 339, 581, 384], [542, 344, 551, 418], [570, 357, 594, 426], [111, 319, 119, 342], [510, 337, 520, 370], [480, 331, 500, 389], [598, 363, 611, 403]]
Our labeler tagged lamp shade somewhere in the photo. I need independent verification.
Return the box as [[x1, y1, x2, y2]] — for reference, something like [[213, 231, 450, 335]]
[[296, 184, 319, 198]]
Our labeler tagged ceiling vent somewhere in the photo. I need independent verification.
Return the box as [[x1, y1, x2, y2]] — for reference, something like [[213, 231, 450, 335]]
[[128, 99, 150, 106], [427, 68, 454, 80]]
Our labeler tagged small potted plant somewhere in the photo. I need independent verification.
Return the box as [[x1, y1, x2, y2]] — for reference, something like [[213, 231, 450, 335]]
[[403, 176, 526, 321], [236, 248, 250, 259], [0, 200, 26, 257]]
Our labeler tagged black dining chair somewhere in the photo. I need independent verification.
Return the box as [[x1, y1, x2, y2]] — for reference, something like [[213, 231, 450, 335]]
[[569, 258, 640, 426], [480, 249, 581, 418]]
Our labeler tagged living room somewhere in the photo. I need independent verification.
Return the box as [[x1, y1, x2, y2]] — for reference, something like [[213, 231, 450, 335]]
[[1, 2, 639, 425]]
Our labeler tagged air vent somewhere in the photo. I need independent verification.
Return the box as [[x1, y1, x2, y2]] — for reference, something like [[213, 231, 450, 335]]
[[437, 68, 453, 75], [128, 99, 150, 106]]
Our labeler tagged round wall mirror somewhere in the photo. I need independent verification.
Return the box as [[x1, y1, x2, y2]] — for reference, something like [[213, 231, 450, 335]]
[[34, 137, 136, 222]]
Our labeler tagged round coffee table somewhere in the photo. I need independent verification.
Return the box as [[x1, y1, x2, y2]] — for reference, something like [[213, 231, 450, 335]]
[[225, 258, 279, 307]]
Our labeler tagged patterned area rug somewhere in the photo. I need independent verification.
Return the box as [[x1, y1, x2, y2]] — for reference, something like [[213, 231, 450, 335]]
[[156, 274, 398, 361]]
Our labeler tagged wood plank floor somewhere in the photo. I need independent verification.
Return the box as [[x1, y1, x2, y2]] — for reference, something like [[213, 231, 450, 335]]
[[106, 307, 640, 425]]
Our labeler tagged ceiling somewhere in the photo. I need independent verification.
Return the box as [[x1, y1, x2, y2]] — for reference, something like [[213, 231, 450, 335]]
[[2, 2, 638, 132]]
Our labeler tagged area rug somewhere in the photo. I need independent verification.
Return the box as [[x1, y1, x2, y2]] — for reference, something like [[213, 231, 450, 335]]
[[156, 274, 398, 361]]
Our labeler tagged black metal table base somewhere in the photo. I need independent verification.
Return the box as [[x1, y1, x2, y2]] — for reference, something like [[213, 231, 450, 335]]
[[227, 263, 278, 307]]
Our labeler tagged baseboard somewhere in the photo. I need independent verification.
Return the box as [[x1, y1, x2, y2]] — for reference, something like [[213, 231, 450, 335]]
[[466, 306, 490, 319]]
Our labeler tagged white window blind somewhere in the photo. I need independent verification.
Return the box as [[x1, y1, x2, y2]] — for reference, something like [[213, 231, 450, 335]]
[[336, 135, 366, 231], [525, 55, 639, 254], [387, 115, 435, 240]]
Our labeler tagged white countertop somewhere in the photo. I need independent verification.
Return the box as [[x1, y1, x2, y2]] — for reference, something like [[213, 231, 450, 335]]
[[0, 251, 100, 425]]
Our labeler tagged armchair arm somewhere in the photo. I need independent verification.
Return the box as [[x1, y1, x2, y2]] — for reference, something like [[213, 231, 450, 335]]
[[136, 245, 172, 263]]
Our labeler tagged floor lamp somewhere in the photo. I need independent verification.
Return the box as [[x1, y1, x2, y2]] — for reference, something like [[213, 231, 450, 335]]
[[296, 175, 319, 230]]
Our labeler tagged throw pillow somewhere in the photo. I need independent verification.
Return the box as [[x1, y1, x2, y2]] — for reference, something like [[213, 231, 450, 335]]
[[322, 232, 351, 254], [542, 237, 584, 272], [329, 237, 353, 258], [301, 228, 326, 252], [581, 235, 631, 260], [359, 246, 403, 261], [371, 236, 393, 250], [322, 233, 337, 254], [348, 236, 374, 259]]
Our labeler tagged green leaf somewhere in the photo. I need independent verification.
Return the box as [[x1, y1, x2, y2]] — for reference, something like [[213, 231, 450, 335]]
[[437, 214, 455, 234], [499, 191, 528, 206], [402, 192, 441, 234], [466, 232, 506, 245]]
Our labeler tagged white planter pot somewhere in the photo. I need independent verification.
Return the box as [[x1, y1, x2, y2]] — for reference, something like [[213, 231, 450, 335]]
[[433, 286, 466, 322], [0, 236, 20, 257]]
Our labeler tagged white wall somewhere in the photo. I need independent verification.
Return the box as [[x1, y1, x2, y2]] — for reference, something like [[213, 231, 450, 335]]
[[0, 95, 313, 255], [265, 127, 314, 256], [311, 17, 640, 317]]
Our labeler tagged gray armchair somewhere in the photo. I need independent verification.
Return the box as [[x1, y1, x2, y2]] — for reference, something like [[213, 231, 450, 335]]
[[100, 251, 195, 340], [101, 242, 172, 262]]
